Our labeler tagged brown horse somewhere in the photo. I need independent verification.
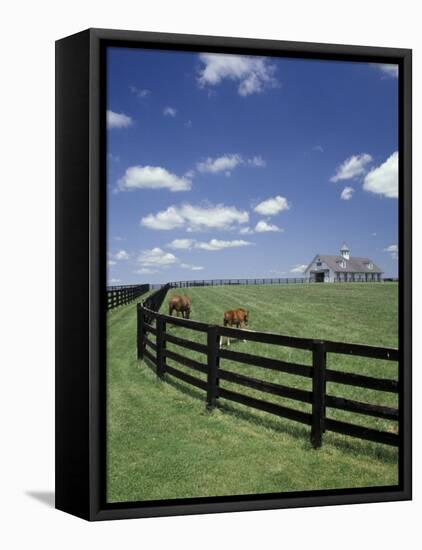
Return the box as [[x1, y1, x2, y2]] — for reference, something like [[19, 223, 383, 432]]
[[220, 308, 249, 346], [168, 294, 191, 319]]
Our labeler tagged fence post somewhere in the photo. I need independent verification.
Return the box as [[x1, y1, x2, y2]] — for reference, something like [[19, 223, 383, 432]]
[[156, 316, 165, 379], [206, 326, 219, 409], [137, 304, 144, 360], [311, 340, 326, 449]]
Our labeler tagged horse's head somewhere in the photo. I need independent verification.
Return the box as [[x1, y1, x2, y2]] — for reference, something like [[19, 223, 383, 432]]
[[237, 308, 249, 325]]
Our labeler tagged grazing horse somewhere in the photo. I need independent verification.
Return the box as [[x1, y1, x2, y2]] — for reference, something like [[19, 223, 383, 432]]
[[220, 308, 249, 347], [168, 294, 191, 319]]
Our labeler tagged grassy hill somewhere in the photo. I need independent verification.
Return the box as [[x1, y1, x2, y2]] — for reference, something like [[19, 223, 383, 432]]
[[107, 283, 398, 503]]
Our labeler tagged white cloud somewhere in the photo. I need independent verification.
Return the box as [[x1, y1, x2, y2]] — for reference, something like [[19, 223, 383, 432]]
[[313, 145, 324, 153], [371, 232, 377, 237], [185, 120, 192, 128], [135, 267, 158, 275], [248, 155, 266, 167], [168, 238, 252, 251], [140, 206, 186, 230], [375, 64, 399, 79], [255, 220, 282, 233], [163, 106, 177, 117], [108, 153, 120, 163], [107, 110, 133, 129], [330, 153, 373, 182], [362, 151, 398, 199], [114, 249, 130, 260], [138, 248, 178, 267], [118, 165, 192, 192], [196, 154, 243, 174], [384, 244, 398, 260], [141, 203, 249, 232], [196, 154, 265, 175], [239, 226, 254, 235], [109, 278, 121, 284], [290, 264, 307, 273], [195, 239, 253, 251], [108, 249, 130, 263], [340, 186, 354, 201], [184, 169, 195, 179], [129, 86, 150, 98], [254, 195, 290, 216], [180, 263, 204, 271], [167, 238, 196, 250], [198, 53, 277, 96]]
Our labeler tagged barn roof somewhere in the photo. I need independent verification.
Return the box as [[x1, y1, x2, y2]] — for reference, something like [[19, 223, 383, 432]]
[[314, 255, 383, 273]]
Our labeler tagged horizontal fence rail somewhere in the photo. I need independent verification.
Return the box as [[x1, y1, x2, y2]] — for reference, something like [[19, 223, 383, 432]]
[[136, 285, 399, 449], [107, 284, 150, 310], [147, 277, 397, 290]]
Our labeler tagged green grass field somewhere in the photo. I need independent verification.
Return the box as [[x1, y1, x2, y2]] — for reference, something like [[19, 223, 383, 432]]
[[107, 283, 398, 503]]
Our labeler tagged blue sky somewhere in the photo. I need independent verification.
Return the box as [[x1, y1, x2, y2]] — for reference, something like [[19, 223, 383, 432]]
[[106, 47, 398, 285]]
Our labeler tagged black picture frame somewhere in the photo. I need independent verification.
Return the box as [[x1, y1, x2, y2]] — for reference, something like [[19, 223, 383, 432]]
[[55, 27, 412, 521]]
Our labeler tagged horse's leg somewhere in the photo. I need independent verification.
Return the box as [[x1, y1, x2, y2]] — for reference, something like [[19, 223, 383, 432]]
[[241, 321, 246, 343], [234, 322, 240, 344]]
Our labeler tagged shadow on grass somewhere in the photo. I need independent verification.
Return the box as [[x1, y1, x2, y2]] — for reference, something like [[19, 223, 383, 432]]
[[141, 358, 321, 446], [140, 356, 204, 398], [217, 399, 311, 442], [141, 355, 157, 374], [165, 373, 207, 402], [138, 356, 398, 464], [322, 430, 398, 463]]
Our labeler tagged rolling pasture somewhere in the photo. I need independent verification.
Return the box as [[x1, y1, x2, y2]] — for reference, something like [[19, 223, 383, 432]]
[[107, 283, 398, 503]]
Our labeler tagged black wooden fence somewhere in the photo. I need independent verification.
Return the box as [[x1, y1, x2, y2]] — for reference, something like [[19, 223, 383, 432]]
[[107, 284, 150, 310], [169, 278, 307, 288], [148, 278, 306, 290], [137, 287, 399, 449], [148, 277, 395, 290], [141, 283, 171, 323]]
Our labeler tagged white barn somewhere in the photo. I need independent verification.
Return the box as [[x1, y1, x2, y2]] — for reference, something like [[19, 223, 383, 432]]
[[304, 243, 383, 283]]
